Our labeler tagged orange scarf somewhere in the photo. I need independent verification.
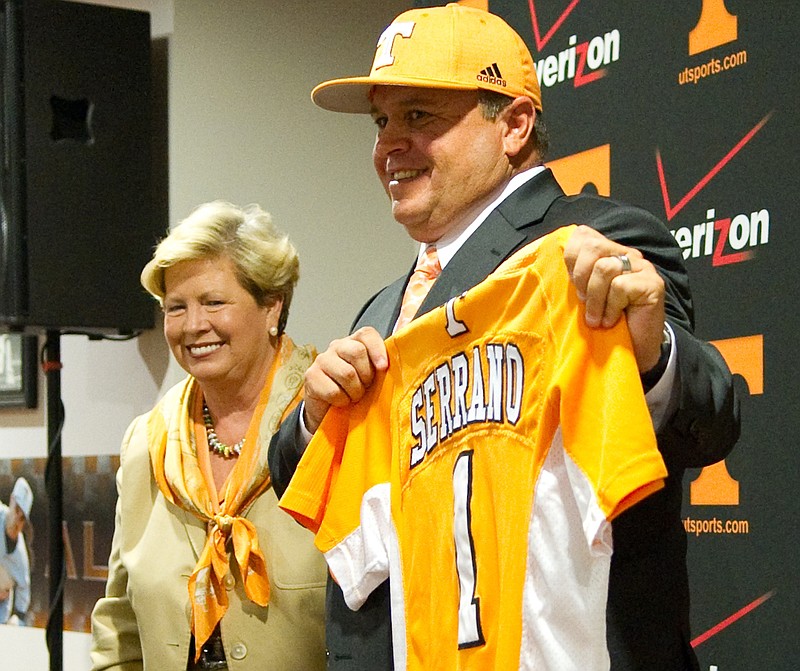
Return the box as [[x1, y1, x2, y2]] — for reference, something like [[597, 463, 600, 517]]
[[146, 336, 315, 659]]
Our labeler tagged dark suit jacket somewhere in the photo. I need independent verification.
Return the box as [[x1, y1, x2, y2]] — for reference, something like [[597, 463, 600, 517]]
[[270, 169, 740, 671]]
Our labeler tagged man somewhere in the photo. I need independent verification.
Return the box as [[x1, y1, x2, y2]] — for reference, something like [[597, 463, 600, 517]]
[[270, 4, 739, 670], [0, 477, 33, 625]]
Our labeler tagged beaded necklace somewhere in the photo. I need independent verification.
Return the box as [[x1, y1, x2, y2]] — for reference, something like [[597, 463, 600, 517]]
[[202, 401, 245, 458]]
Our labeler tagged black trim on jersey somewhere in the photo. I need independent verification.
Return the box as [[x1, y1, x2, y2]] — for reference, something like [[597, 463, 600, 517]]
[[455, 450, 486, 650]]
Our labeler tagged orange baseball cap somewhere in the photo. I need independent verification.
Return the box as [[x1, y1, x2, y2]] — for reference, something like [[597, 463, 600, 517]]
[[311, 3, 542, 114]]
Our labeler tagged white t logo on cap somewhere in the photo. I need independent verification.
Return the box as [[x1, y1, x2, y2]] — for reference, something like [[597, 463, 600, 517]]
[[373, 21, 415, 70]]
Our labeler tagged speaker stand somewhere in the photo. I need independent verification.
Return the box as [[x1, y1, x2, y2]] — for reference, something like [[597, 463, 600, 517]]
[[43, 331, 63, 671]]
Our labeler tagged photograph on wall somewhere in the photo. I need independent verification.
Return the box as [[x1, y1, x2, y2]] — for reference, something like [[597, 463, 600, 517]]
[[0, 334, 38, 409], [0, 456, 117, 632]]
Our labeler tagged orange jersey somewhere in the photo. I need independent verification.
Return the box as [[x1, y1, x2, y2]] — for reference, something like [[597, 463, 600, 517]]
[[280, 226, 666, 670]]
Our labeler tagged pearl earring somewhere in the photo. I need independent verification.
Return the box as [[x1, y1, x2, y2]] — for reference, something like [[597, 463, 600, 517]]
[[269, 326, 278, 337]]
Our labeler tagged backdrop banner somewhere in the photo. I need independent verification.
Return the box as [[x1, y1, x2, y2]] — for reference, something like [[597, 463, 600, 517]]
[[415, 1, 797, 667]]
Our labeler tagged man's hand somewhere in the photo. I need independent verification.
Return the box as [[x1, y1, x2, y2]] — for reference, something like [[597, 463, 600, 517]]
[[564, 225, 666, 373], [303, 326, 388, 433]]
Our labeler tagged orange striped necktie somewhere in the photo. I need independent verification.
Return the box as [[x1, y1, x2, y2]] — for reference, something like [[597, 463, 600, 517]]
[[395, 245, 441, 332]]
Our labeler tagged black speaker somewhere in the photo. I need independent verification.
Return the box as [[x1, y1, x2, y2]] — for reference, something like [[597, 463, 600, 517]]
[[0, 0, 159, 335]]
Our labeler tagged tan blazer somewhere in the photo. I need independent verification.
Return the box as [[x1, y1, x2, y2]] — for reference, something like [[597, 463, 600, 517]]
[[90, 404, 327, 671]]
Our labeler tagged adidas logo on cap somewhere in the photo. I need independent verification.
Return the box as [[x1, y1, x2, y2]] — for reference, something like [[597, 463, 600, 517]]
[[477, 62, 506, 88]]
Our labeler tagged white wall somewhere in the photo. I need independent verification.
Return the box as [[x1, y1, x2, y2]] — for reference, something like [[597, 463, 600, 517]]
[[169, 0, 415, 355], [0, 0, 412, 668]]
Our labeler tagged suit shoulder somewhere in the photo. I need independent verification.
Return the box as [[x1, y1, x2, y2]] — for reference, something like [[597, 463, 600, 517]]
[[550, 191, 655, 221], [547, 192, 675, 248]]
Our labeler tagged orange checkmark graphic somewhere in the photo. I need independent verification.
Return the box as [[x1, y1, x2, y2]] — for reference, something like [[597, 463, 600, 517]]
[[656, 112, 772, 221]]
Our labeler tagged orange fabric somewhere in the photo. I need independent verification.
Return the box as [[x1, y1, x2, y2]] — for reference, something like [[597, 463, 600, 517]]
[[146, 336, 313, 660], [395, 245, 441, 332], [280, 228, 666, 669]]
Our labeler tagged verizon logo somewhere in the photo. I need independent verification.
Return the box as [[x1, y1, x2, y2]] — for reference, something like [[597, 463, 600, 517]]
[[670, 207, 770, 267], [535, 30, 620, 89]]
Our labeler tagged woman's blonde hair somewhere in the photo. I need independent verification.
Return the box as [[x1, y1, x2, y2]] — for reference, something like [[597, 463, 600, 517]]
[[141, 200, 299, 334]]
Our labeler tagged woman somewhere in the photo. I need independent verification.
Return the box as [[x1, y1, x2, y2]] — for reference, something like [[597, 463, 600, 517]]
[[90, 201, 326, 670]]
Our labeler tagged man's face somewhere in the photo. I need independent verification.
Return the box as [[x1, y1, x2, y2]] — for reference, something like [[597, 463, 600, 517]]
[[371, 86, 511, 243]]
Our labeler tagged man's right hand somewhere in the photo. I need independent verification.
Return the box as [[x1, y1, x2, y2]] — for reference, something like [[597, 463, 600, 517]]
[[302, 326, 388, 433]]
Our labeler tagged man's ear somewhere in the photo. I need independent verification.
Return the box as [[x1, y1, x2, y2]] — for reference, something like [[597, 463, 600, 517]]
[[501, 96, 536, 159]]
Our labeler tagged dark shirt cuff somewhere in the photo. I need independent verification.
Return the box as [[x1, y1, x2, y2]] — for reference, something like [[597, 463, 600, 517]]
[[640, 328, 671, 393]]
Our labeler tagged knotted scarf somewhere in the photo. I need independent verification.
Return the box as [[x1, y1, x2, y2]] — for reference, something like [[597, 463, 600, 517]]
[[146, 336, 314, 660]]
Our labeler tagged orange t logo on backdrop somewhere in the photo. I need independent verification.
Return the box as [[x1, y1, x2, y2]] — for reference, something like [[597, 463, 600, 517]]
[[545, 144, 610, 196], [689, 335, 762, 505], [689, 0, 738, 55]]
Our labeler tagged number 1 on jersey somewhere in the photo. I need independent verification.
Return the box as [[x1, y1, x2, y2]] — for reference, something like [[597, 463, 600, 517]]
[[453, 450, 485, 648]]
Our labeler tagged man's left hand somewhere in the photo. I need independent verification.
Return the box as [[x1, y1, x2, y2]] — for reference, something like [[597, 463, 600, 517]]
[[564, 225, 665, 373]]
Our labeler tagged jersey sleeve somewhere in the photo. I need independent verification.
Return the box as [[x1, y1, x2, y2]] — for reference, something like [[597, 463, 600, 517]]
[[279, 367, 398, 611], [276, 408, 347, 536], [539, 232, 667, 523]]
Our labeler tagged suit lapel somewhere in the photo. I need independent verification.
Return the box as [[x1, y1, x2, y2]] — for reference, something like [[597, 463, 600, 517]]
[[354, 169, 566, 333], [179, 508, 206, 559], [420, 212, 525, 315], [419, 169, 565, 317], [352, 274, 408, 337], [495, 167, 565, 231]]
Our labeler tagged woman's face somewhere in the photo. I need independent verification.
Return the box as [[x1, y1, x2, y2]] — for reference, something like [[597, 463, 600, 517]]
[[162, 255, 281, 392]]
